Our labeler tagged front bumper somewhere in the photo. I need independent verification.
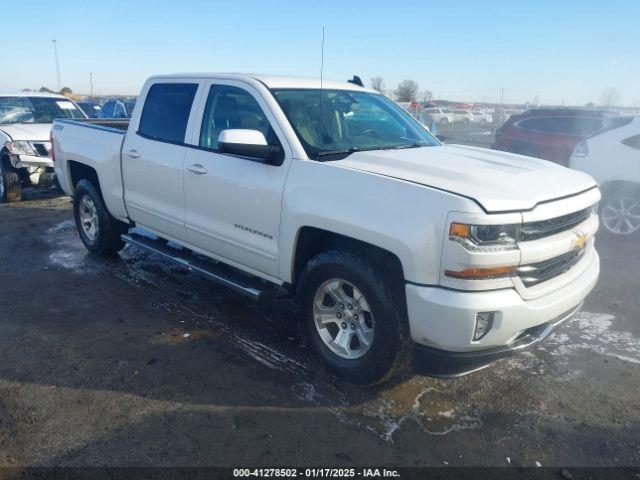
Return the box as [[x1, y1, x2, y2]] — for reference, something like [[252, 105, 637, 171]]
[[412, 301, 581, 377], [10, 153, 54, 170], [406, 248, 599, 371]]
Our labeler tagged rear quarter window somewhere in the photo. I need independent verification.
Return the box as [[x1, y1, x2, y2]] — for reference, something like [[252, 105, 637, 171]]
[[138, 83, 198, 143]]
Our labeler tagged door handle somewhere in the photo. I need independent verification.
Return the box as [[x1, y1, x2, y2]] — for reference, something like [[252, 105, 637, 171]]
[[125, 149, 140, 159], [187, 164, 208, 175]]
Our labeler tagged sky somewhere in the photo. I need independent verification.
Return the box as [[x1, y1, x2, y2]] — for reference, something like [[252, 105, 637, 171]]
[[1, 0, 639, 106]]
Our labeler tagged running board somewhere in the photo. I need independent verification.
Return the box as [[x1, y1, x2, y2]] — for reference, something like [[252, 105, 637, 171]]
[[121, 232, 266, 300]]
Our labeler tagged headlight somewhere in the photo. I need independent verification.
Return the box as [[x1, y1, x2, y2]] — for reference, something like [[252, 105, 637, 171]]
[[5, 140, 36, 156], [449, 222, 520, 252]]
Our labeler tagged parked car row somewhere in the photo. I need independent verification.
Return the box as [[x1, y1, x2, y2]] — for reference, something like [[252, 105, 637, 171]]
[[422, 107, 493, 126], [75, 97, 137, 119]]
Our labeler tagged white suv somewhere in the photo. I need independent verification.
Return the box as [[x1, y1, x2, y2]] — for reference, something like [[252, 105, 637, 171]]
[[0, 93, 86, 202], [424, 108, 454, 125], [570, 116, 640, 236]]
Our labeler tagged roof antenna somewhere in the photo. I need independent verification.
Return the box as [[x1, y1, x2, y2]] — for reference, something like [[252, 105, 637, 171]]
[[319, 27, 325, 143], [320, 27, 325, 92]]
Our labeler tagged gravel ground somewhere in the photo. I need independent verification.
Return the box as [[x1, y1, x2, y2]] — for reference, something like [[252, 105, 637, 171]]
[[0, 189, 639, 469]]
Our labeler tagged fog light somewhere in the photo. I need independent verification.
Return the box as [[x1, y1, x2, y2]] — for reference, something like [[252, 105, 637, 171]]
[[474, 312, 495, 340]]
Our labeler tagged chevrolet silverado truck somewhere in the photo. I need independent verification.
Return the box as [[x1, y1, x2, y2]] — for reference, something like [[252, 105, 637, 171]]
[[51, 74, 601, 383], [0, 93, 87, 202]]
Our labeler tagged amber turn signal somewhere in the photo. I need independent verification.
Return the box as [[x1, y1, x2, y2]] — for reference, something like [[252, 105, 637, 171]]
[[449, 222, 469, 238], [444, 265, 517, 280]]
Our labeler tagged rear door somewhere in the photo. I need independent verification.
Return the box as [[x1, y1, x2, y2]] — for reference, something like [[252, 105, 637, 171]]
[[182, 80, 291, 280], [122, 81, 201, 241]]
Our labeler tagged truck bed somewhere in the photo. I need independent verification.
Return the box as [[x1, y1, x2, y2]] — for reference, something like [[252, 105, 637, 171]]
[[53, 117, 130, 222], [56, 118, 130, 132]]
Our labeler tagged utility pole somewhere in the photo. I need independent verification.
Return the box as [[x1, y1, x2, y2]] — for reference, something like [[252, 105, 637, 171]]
[[90, 72, 94, 98], [52, 39, 61, 92]]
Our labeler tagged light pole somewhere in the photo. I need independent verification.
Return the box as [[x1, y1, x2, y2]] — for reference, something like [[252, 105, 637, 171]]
[[90, 72, 94, 98], [52, 39, 61, 92]]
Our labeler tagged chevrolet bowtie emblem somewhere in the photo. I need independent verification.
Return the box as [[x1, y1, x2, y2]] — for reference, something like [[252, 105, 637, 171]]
[[573, 233, 588, 250]]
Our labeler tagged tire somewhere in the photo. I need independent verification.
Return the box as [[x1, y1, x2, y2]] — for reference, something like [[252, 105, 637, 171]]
[[599, 186, 640, 237], [297, 250, 412, 385], [0, 157, 22, 203], [73, 179, 128, 255], [439, 118, 449, 126]]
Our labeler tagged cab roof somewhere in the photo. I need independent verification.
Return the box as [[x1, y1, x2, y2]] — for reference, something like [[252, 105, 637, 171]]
[[146, 73, 377, 93]]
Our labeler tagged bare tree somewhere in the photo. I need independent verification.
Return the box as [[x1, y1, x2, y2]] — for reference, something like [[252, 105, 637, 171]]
[[394, 80, 420, 102], [600, 87, 620, 107], [370, 76, 385, 94], [420, 89, 433, 103]]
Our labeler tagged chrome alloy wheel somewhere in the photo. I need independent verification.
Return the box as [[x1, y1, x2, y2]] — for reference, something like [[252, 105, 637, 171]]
[[78, 195, 99, 241], [601, 196, 640, 235], [313, 278, 375, 360]]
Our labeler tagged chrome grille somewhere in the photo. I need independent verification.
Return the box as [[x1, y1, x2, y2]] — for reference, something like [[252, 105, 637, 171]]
[[518, 248, 585, 287], [33, 142, 50, 157], [520, 207, 591, 241]]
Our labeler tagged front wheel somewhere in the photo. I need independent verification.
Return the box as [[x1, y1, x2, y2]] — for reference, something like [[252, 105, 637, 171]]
[[0, 158, 22, 203], [297, 250, 411, 385], [73, 179, 128, 255], [600, 189, 640, 236]]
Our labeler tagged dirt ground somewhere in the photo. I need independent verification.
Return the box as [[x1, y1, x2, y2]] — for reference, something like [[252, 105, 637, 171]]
[[0, 190, 639, 469]]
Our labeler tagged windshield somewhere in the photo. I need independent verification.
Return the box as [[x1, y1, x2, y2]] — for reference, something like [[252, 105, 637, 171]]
[[272, 89, 439, 160], [0, 96, 86, 124]]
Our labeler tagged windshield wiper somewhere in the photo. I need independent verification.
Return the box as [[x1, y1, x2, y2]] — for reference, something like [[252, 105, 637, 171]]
[[316, 146, 383, 160], [389, 142, 425, 150]]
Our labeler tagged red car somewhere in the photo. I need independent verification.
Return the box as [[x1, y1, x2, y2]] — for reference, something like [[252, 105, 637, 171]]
[[493, 109, 617, 166]]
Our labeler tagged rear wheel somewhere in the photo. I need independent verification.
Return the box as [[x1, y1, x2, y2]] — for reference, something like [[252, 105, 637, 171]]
[[73, 179, 128, 255], [439, 117, 449, 126], [297, 250, 411, 385], [0, 158, 22, 203]]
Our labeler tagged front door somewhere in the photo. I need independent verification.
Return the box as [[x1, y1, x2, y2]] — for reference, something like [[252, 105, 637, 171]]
[[183, 82, 290, 280]]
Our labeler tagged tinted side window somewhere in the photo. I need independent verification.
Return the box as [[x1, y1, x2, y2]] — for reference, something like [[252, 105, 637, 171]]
[[101, 100, 115, 117], [621, 134, 640, 150], [113, 101, 126, 118], [518, 116, 603, 135], [139, 83, 198, 143], [199, 85, 275, 150]]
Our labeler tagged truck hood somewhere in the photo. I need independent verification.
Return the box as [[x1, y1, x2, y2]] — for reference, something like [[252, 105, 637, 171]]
[[0, 123, 52, 142], [334, 144, 597, 212]]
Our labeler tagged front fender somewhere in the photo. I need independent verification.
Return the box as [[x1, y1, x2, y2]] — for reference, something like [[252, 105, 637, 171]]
[[278, 159, 480, 284]]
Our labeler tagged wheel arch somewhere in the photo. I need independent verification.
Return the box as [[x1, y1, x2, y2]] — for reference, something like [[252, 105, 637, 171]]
[[67, 160, 101, 195], [290, 226, 406, 291], [599, 180, 640, 197]]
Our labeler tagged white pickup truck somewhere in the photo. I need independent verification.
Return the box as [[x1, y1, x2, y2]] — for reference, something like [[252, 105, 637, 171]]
[[52, 74, 601, 383]]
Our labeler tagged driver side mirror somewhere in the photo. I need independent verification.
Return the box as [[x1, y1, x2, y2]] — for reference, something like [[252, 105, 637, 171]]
[[218, 129, 282, 165]]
